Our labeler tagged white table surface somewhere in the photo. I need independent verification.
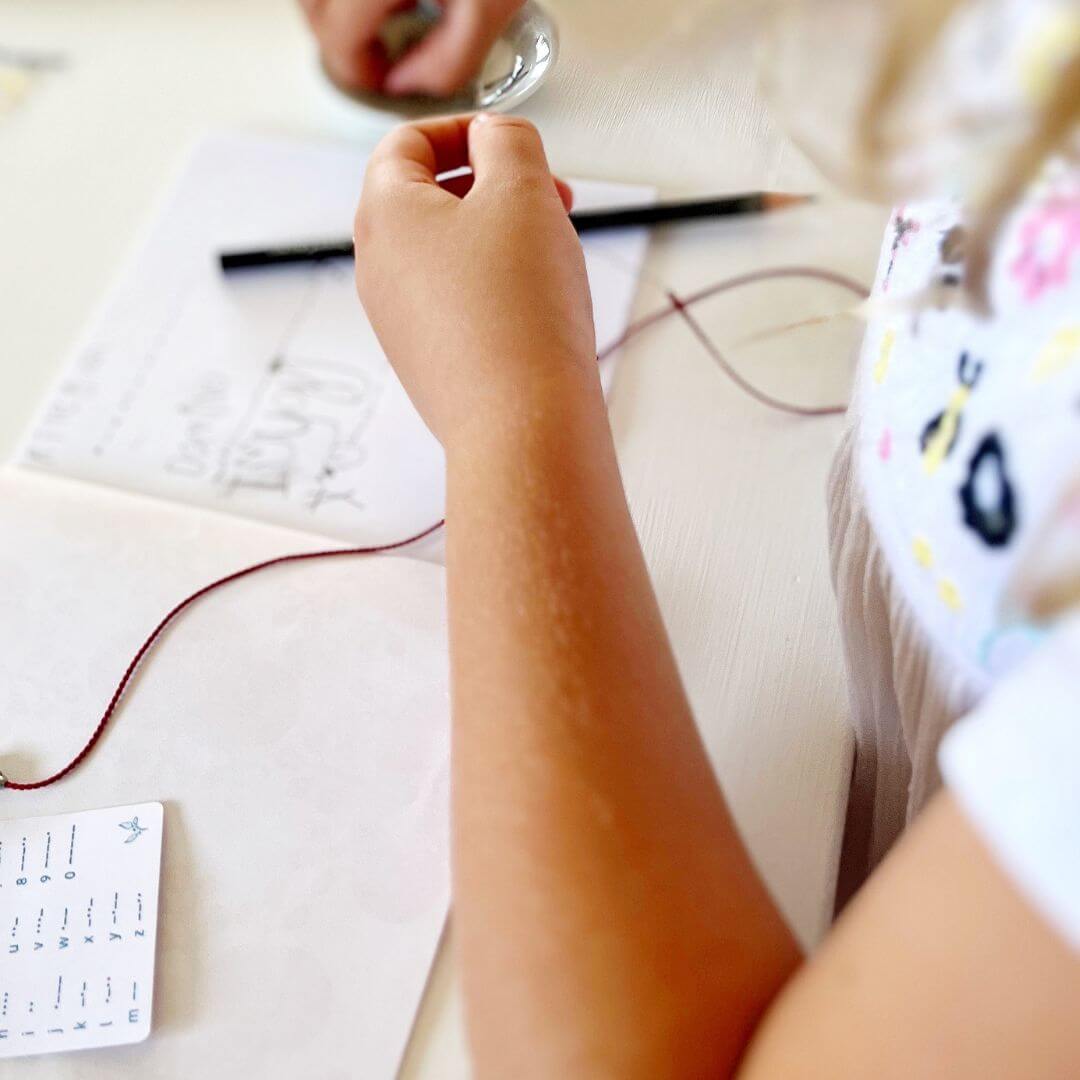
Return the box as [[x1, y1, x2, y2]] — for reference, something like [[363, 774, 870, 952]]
[[0, 2, 889, 1076]]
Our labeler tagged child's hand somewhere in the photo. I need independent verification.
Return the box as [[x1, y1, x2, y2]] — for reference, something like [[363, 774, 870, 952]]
[[355, 114, 597, 448], [300, 0, 524, 97]]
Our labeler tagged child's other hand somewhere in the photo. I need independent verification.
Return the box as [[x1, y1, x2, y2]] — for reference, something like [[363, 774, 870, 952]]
[[300, 0, 524, 98], [355, 114, 597, 448]]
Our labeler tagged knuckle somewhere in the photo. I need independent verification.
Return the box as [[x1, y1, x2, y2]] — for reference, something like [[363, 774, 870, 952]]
[[358, 163, 388, 200], [373, 124, 425, 164], [503, 172, 551, 199], [354, 187, 390, 248], [374, 124, 409, 155]]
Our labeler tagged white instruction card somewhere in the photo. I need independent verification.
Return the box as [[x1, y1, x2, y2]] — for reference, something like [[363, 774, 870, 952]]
[[0, 802, 164, 1059]]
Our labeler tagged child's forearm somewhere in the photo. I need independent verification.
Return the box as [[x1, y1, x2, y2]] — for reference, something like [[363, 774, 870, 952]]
[[359, 113, 1080, 1080], [352, 111, 800, 1073], [445, 367, 802, 1078]]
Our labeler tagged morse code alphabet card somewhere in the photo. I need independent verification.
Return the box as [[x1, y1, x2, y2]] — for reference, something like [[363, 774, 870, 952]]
[[0, 802, 164, 1059]]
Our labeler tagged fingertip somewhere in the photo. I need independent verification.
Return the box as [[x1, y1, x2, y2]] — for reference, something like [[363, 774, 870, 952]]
[[383, 65, 416, 96], [467, 112, 549, 182], [466, 112, 543, 153], [384, 0, 499, 98], [469, 112, 539, 135]]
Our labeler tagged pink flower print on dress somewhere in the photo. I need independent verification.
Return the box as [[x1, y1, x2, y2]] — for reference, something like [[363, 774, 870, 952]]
[[878, 428, 893, 461], [1009, 197, 1080, 303]]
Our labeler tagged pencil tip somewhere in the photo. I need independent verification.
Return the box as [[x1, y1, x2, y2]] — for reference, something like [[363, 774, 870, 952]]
[[764, 192, 816, 210]]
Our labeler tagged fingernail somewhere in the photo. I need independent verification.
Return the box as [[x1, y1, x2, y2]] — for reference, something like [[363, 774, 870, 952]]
[[471, 112, 493, 126]]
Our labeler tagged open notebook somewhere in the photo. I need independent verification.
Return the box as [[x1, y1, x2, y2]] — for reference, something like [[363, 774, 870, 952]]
[[2, 132, 650, 1073], [0, 468, 452, 1076], [17, 130, 652, 545]]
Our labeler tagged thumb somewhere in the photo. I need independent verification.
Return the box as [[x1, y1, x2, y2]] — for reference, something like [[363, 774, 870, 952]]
[[467, 113, 554, 188]]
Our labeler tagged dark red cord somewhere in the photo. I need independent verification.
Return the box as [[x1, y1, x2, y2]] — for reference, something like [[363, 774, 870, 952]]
[[5, 265, 868, 791], [3, 520, 445, 790], [598, 265, 869, 419]]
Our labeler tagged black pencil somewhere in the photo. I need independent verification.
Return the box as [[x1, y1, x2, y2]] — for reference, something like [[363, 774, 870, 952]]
[[218, 192, 812, 271]]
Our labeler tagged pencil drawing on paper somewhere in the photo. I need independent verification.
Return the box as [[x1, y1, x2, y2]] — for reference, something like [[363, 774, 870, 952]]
[[215, 353, 384, 512]]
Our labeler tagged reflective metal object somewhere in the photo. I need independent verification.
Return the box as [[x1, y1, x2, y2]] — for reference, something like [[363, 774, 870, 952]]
[[322, 1, 558, 119]]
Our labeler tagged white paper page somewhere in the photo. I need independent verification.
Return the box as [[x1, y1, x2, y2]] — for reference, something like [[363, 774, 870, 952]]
[[0, 802, 164, 1060], [17, 131, 652, 543], [0, 467, 450, 1077]]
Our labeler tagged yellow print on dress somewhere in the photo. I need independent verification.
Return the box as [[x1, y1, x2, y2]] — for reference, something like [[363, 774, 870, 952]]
[[921, 352, 984, 476], [1032, 325, 1080, 382]]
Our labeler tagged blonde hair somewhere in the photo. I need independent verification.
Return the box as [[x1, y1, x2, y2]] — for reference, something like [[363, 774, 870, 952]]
[[856, 0, 1080, 306], [762, 0, 1080, 309]]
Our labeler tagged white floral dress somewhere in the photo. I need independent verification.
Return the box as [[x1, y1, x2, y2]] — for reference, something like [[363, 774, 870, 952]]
[[828, 165, 1080, 945]]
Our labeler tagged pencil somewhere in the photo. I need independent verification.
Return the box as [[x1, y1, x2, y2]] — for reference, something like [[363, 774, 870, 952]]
[[570, 192, 810, 233], [218, 192, 812, 271]]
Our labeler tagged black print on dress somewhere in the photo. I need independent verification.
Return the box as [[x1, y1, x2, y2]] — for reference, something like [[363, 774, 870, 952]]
[[921, 410, 962, 458], [920, 351, 984, 461], [938, 224, 966, 288], [883, 212, 920, 290], [959, 432, 1017, 548]]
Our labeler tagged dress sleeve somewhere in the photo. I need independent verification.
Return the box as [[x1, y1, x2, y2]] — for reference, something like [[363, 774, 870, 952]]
[[939, 614, 1080, 951]]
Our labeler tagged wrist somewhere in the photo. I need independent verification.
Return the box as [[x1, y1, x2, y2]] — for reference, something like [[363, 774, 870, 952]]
[[443, 353, 606, 460]]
